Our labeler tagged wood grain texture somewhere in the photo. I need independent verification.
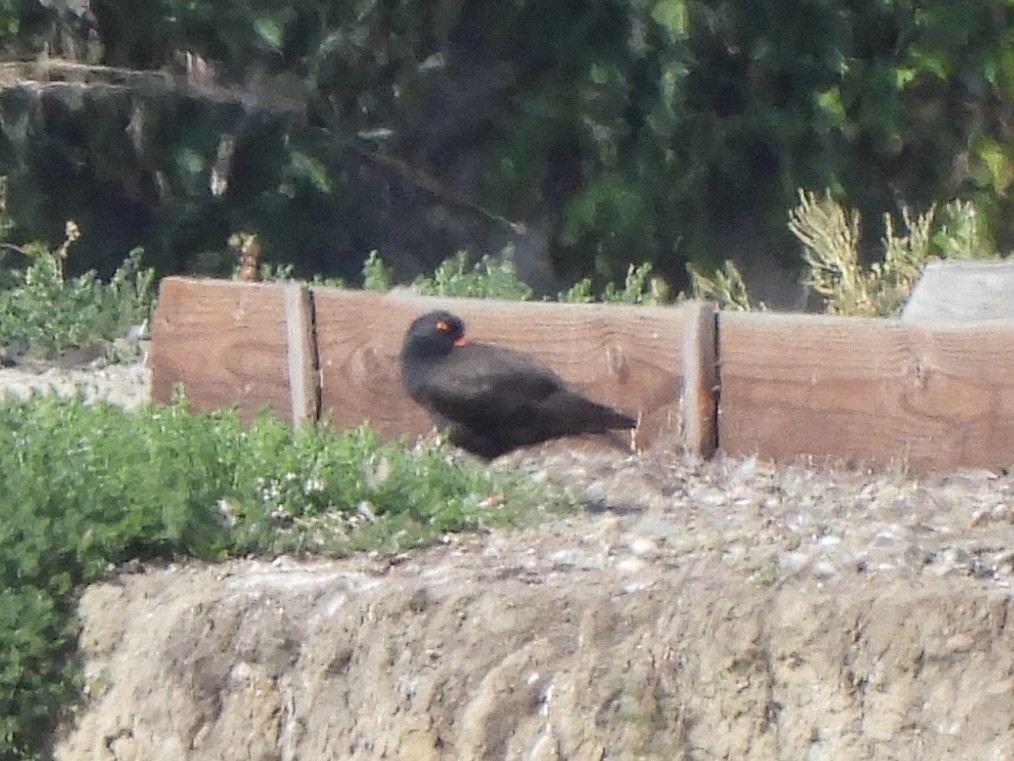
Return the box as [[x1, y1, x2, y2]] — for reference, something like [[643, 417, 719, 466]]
[[312, 288, 694, 451], [151, 277, 298, 423], [719, 311, 1014, 471], [682, 301, 719, 458]]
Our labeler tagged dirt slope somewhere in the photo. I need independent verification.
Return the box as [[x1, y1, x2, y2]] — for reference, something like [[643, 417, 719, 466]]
[[54, 449, 1014, 760]]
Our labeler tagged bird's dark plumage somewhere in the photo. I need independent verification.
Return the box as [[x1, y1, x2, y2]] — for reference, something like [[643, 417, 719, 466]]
[[400, 310, 636, 458]]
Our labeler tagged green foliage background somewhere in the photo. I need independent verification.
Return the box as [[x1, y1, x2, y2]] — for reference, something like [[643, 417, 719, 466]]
[[0, 0, 1011, 292]]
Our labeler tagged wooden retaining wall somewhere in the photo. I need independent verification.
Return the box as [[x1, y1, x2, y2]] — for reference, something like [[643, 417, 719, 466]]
[[152, 278, 718, 456], [152, 276, 1014, 472], [719, 312, 1014, 471], [151, 279, 318, 428]]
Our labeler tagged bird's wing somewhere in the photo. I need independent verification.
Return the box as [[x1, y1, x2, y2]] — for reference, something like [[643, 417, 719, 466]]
[[420, 344, 564, 424]]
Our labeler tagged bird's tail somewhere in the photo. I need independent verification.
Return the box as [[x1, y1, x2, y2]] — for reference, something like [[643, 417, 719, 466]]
[[553, 393, 636, 434]]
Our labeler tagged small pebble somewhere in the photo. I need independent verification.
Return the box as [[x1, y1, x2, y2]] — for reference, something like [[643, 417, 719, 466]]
[[613, 557, 649, 575], [627, 538, 656, 556]]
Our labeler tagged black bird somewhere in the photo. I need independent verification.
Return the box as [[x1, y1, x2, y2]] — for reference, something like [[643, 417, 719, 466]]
[[399, 310, 637, 458]]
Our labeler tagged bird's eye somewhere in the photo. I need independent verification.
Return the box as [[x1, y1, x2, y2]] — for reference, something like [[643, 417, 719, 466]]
[[435, 319, 450, 332]]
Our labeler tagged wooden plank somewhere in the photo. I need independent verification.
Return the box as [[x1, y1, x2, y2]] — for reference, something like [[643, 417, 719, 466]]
[[151, 277, 299, 424], [682, 301, 719, 459], [284, 284, 319, 428], [902, 259, 1014, 323], [719, 311, 1014, 471], [312, 288, 695, 451]]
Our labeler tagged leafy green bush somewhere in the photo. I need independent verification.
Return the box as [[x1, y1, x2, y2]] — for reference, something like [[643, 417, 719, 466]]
[[6, 0, 1013, 291], [410, 248, 535, 301], [361, 250, 392, 292], [0, 224, 155, 361], [0, 393, 550, 757], [687, 261, 759, 312], [561, 262, 670, 306], [383, 247, 668, 306]]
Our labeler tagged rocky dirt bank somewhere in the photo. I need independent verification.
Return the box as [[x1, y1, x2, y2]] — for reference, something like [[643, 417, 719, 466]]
[[6, 364, 1010, 759], [55, 527, 1011, 760]]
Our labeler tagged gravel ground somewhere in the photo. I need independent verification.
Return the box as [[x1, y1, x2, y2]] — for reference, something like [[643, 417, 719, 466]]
[[0, 362, 151, 409], [495, 445, 1014, 592]]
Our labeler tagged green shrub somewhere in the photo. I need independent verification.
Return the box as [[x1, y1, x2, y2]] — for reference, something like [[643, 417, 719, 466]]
[[362, 250, 392, 292], [597, 262, 670, 306], [0, 224, 155, 361], [410, 247, 535, 301], [692, 191, 1003, 316], [391, 247, 668, 305], [687, 260, 759, 312], [0, 393, 550, 757], [4, 1, 1014, 293], [790, 191, 999, 316]]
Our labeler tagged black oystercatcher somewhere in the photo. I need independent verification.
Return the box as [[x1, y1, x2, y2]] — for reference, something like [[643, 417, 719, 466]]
[[400, 310, 637, 458]]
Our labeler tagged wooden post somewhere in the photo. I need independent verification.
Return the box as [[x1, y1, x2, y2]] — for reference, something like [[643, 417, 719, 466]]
[[284, 284, 319, 429], [682, 301, 719, 458]]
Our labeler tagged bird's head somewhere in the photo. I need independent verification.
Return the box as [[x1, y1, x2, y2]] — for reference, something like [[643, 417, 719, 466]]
[[402, 310, 470, 358]]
